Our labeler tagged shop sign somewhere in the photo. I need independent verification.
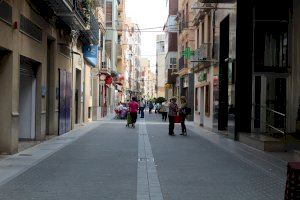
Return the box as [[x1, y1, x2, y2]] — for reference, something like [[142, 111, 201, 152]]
[[198, 72, 207, 83], [83, 45, 98, 67], [105, 76, 113, 85]]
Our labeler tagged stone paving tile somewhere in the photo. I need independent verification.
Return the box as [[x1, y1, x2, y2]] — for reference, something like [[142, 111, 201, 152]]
[[145, 113, 285, 200]]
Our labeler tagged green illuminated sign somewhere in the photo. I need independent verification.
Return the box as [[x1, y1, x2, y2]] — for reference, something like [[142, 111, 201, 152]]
[[182, 47, 194, 59]]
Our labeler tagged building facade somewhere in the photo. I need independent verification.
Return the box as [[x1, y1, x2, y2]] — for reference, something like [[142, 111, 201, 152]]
[[190, 0, 300, 151], [156, 34, 166, 98], [164, 0, 179, 101], [0, 0, 102, 154], [176, 0, 195, 120]]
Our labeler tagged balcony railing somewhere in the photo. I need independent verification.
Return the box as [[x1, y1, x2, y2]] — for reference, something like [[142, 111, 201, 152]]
[[179, 56, 185, 71], [80, 11, 99, 44], [46, 0, 89, 30], [74, 0, 90, 25], [166, 68, 177, 84], [179, 21, 189, 34]]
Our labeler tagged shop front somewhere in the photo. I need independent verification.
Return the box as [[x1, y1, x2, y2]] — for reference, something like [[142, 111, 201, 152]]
[[194, 68, 213, 130]]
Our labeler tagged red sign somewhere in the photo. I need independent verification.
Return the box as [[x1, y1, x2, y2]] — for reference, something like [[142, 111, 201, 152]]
[[105, 76, 113, 85]]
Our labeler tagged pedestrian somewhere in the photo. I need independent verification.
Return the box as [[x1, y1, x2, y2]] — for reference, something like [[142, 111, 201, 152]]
[[138, 100, 141, 114], [139, 98, 146, 118], [155, 103, 161, 114], [128, 97, 139, 128], [149, 101, 154, 114], [168, 97, 178, 136], [159, 101, 168, 121], [179, 96, 188, 136]]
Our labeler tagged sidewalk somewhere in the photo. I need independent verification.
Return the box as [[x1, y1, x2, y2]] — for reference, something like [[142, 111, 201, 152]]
[[187, 120, 300, 164], [0, 114, 114, 187]]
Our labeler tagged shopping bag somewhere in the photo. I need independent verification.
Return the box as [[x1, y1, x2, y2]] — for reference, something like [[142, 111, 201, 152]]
[[174, 115, 182, 123]]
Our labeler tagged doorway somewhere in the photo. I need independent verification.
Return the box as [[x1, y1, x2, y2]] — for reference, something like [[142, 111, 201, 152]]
[[218, 16, 230, 131], [75, 69, 81, 124], [19, 56, 38, 140], [59, 69, 72, 135], [46, 38, 55, 135], [200, 87, 204, 126]]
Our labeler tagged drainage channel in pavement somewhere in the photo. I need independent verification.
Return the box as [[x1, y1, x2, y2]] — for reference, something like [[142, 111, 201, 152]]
[[137, 119, 164, 200]]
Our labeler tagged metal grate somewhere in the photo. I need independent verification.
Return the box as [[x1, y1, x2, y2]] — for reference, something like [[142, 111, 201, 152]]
[[20, 15, 42, 42], [0, 1, 12, 24]]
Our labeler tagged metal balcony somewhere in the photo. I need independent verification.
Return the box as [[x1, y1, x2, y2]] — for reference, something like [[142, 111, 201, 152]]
[[166, 68, 177, 84], [46, 0, 88, 30], [179, 56, 185, 71], [81, 11, 99, 45]]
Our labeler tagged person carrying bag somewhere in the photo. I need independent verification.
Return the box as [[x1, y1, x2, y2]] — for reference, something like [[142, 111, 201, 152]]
[[179, 96, 191, 136], [168, 97, 178, 136]]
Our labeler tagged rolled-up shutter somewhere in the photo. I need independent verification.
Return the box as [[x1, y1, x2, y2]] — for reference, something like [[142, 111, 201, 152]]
[[20, 64, 35, 78]]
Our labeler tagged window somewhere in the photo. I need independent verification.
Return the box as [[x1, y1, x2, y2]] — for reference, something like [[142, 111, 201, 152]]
[[170, 57, 176, 68], [186, 3, 189, 23], [201, 22, 205, 44], [254, 22, 288, 72], [208, 14, 211, 43], [197, 28, 200, 48], [106, 2, 112, 27], [205, 85, 210, 116], [195, 88, 198, 111], [88, 107, 91, 118]]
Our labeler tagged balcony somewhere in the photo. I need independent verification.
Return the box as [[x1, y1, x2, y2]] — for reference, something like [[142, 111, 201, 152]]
[[179, 21, 189, 34], [81, 11, 99, 45], [117, 45, 123, 59], [93, 0, 104, 8], [46, 0, 89, 30], [100, 62, 111, 75], [178, 56, 185, 71], [192, 2, 213, 25], [166, 68, 177, 84]]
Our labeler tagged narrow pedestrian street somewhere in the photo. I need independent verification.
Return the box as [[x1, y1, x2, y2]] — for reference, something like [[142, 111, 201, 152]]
[[0, 113, 287, 200]]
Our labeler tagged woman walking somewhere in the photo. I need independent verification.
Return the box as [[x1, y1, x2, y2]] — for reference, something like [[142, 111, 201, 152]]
[[179, 96, 187, 136], [128, 97, 139, 128], [168, 98, 178, 136], [160, 101, 168, 121]]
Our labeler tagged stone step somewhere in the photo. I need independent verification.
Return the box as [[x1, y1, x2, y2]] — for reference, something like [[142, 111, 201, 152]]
[[239, 133, 285, 152]]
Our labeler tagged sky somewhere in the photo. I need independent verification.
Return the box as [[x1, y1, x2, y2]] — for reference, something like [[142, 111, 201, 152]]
[[125, 0, 168, 71]]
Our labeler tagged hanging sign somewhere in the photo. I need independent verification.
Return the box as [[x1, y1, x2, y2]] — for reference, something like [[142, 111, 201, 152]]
[[105, 76, 113, 85], [198, 72, 207, 82], [83, 45, 98, 67]]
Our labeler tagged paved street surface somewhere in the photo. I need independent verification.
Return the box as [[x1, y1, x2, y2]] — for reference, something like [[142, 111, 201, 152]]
[[0, 113, 288, 199]]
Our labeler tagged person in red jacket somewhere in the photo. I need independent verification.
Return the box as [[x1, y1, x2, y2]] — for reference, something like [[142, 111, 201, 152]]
[[128, 97, 139, 128]]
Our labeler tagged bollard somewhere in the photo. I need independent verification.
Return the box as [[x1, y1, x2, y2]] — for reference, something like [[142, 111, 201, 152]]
[[285, 162, 300, 199]]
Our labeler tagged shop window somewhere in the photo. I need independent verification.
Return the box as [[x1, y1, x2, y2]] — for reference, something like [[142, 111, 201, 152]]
[[205, 85, 210, 116], [254, 22, 288, 72]]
